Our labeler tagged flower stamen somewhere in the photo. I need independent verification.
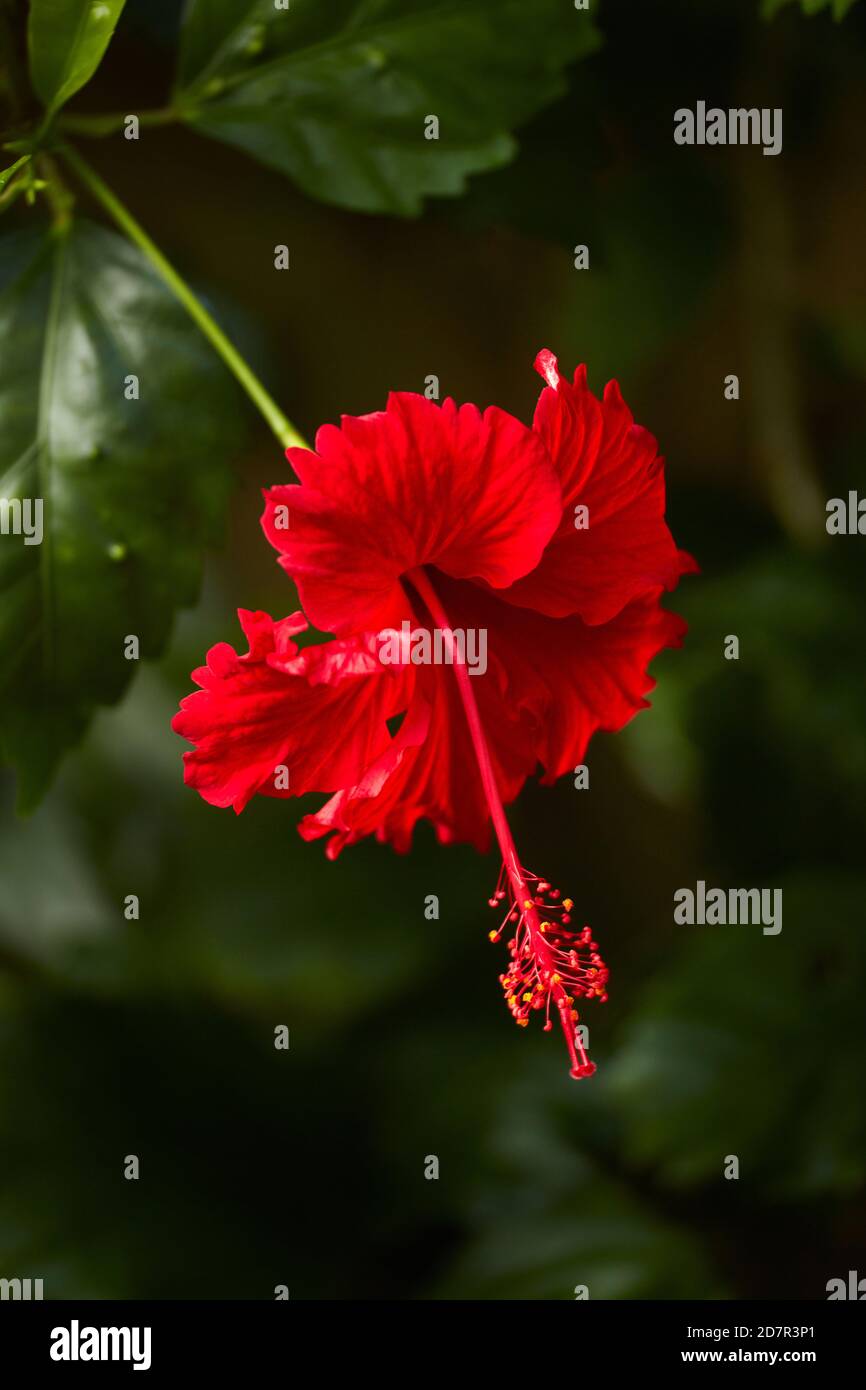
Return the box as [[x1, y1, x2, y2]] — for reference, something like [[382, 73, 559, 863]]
[[407, 567, 609, 1079], [490, 866, 607, 1077]]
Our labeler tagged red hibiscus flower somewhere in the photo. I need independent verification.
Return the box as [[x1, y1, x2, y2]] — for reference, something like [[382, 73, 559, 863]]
[[173, 351, 695, 1078]]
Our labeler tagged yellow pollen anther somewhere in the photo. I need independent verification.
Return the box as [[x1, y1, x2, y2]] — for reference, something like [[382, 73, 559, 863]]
[[563, 898, 573, 910]]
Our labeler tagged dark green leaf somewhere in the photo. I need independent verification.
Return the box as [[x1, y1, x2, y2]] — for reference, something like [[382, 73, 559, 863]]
[[0, 220, 244, 810], [27, 0, 127, 118], [174, 0, 601, 215]]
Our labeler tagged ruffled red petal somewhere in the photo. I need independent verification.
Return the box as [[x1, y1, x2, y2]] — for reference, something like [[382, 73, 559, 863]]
[[261, 391, 562, 637], [430, 572, 687, 785], [172, 609, 414, 813], [298, 638, 537, 859], [499, 352, 697, 624]]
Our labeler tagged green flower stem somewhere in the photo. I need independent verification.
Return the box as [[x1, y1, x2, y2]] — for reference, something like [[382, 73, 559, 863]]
[[0, 154, 31, 191], [59, 109, 180, 137], [36, 152, 74, 230], [58, 144, 309, 453]]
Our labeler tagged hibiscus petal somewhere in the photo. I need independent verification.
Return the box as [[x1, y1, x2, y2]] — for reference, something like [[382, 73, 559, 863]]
[[500, 352, 696, 624], [296, 552, 686, 859], [172, 611, 413, 813], [299, 640, 537, 859], [432, 573, 687, 784], [261, 391, 562, 637]]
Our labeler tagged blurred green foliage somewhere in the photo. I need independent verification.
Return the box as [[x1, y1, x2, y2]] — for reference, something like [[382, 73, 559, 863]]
[[763, 0, 859, 21], [1, 0, 865, 1300]]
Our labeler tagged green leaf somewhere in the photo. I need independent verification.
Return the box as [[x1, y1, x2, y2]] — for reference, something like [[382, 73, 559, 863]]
[[174, 0, 601, 215], [0, 155, 31, 193], [0, 220, 245, 811], [762, 0, 859, 19], [28, 0, 127, 118]]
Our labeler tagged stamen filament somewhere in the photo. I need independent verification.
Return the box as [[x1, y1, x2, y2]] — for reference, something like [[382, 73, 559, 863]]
[[407, 567, 607, 1079]]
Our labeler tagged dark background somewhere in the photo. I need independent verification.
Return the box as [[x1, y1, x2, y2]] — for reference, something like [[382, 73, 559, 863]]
[[1, 0, 865, 1298]]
